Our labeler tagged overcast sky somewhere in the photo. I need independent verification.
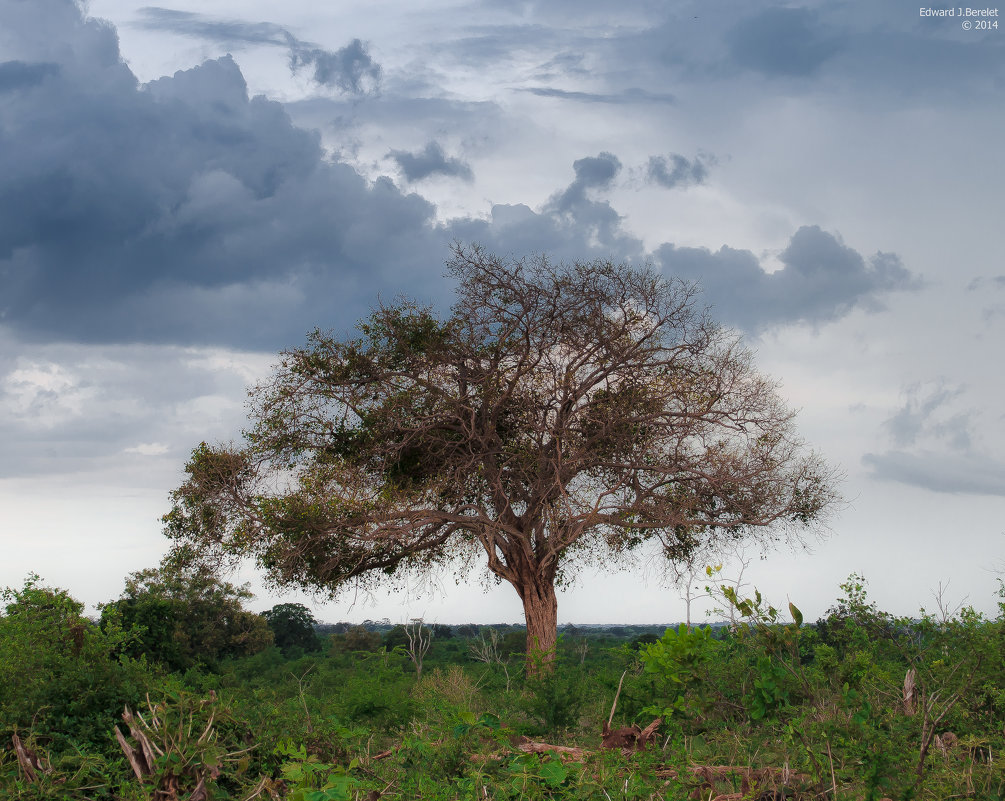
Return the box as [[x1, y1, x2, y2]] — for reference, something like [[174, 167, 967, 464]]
[[2, 0, 1003, 625]]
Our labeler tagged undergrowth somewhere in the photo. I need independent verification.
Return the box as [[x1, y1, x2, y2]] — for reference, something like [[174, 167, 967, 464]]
[[2, 575, 1004, 799]]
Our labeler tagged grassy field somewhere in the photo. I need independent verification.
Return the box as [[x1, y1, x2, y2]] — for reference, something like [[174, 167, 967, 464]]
[[2, 574, 1004, 799]]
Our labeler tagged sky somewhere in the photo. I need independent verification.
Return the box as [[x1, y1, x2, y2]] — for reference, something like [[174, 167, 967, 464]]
[[2, 0, 1003, 625]]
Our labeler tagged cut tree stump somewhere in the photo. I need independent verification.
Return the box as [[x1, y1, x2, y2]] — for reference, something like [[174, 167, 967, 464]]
[[601, 717, 662, 753]]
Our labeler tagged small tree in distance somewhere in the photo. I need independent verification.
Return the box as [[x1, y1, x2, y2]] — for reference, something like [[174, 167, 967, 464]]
[[263, 602, 320, 654], [164, 244, 838, 671], [101, 548, 273, 671], [404, 618, 433, 680]]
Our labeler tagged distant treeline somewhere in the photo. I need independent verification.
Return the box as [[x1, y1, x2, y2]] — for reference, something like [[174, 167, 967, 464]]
[[315, 621, 730, 640]]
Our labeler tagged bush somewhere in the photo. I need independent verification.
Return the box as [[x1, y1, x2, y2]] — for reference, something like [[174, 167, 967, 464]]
[[100, 550, 273, 671], [0, 575, 154, 752]]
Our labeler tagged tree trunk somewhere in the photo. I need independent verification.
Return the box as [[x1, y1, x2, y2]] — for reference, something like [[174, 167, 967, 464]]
[[517, 576, 558, 674]]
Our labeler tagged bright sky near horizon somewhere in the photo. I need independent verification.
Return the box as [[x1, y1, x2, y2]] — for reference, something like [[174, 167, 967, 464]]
[[1, 0, 1003, 625]]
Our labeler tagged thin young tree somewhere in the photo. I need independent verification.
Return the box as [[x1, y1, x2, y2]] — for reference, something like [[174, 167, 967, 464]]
[[164, 244, 837, 670], [470, 627, 515, 690], [403, 618, 433, 681]]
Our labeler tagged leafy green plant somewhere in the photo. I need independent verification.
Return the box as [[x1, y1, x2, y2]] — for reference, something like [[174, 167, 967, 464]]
[[505, 752, 572, 795], [0, 575, 154, 752], [452, 711, 502, 739], [638, 623, 717, 720], [274, 740, 361, 801], [747, 655, 790, 720], [523, 657, 588, 731]]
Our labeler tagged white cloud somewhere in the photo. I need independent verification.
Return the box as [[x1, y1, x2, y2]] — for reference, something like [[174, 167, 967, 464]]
[[124, 442, 171, 456], [2, 363, 96, 428]]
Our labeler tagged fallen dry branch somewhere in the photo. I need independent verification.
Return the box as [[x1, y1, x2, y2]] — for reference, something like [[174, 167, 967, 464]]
[[515, 741, 587, 760], [602, 670, 664, 753], [366, 729, 814, 801], [654, 764, 815, 799], [114, 697, 250, 801], [11, 733, 51, 782]]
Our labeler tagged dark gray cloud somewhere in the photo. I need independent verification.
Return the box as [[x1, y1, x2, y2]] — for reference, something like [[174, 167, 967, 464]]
[[520, 86, 676, 104], [535, 153, 628, 248], [725, 7, 845, 77], [0, 0, 919, 351], [138, 7, 381, 94], [0, 0, 435, 348], [863, 382, 1005, 497], [389, 142, 474, 183], [288, 38, 381, 95], [0, 0, 637, 348], [0, 60, 60, 91], [549, 152, 622, 211], [861, 451, 1005, 497], [570, 153, 621, 188], [646, 153, 712, 189], [656, 226, 921, 332]]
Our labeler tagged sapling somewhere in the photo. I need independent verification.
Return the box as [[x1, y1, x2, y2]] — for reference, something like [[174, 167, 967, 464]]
[[403, 618, 433, 681]]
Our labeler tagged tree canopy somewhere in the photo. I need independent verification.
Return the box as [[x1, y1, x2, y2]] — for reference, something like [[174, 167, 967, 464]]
[[101, 550, 273, 670], [164, 245, 837, 665], [263, 602, 321, 655]]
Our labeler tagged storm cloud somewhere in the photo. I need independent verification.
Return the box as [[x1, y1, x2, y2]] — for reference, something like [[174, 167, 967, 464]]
[[389, 142, 474, 183], [646, 153, 713, 190], [0, 1, 435, 348], [0, 0, 921, 352], [0, 59, 60, 91], [138, 7, 381, 94], [656, 226, 920, 332], [0, 1, 645, 350], [726, 7, 845, 77]]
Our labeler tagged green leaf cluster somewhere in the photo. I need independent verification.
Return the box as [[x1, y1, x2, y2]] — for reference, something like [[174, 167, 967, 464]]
[[638, 623, 717, 719]]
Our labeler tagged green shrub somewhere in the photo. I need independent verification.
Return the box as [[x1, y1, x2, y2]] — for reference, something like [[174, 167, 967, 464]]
[[0, 575, 154, 752], [100, 550, 273, 671], [523, 658, 588, 732]]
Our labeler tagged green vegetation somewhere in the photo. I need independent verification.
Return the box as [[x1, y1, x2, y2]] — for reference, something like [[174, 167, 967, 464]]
[[3, 567, 1004, 799], [99, 549, 274, 672]]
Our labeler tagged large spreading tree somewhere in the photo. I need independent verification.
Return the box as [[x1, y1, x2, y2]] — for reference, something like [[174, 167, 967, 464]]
[[164, 245, 837, 665]]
